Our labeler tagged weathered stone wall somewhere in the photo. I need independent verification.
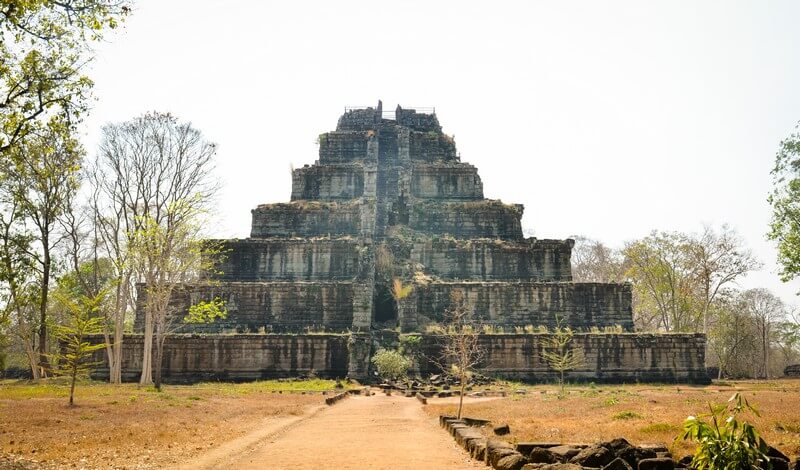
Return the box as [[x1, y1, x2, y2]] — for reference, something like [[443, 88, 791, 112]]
[[407, 282, 634, 331], [409, 200, 524, 240], [250, 201, 363, 238], [91, 334, 352, 382], [92, 332, 708, 384], [409, 131, 457, 162], [410, 239, 572, 281], [395, 106, 441, 132], [291, 163, 365, 200], [133, 282, 356, 333], [410, 163, 483, 200], [417, 333, 709, 384], [337, 106, 381, 131], [318, 131, 371, 162], [210, 238, 360, 281]]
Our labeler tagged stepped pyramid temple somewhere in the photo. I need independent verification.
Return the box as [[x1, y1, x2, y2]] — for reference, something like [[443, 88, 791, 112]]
[[108, 102, 709, 383]]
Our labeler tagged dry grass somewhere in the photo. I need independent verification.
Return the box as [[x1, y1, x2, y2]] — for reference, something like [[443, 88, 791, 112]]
[[424, 379, 800, 459], [0, 379, 335, 468]]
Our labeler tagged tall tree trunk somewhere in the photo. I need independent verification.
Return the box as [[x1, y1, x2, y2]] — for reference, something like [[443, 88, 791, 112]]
[[139, 308, 153, 385], [154, 331, 164, 392], [24, 340, 40, 380], [457, 373, 465, 420], [108, 275, 129, 384], [38, 243, 50, 375]]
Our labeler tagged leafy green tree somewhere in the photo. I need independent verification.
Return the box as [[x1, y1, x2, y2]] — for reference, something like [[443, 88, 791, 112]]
[[371, 349, 411, 382], [1, 0, 130, 153], [49, 291, 106, 406], [0, 120, 82, 375], [769, 121, 800, 287], [682, 393, 771, 469]]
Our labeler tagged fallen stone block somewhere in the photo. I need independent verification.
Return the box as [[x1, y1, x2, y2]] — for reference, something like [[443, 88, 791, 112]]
[[521, 464, 583, 470], [415, 392, 427, 405], [548, 445, 582, 462], [637, 458, 674, 470], [570, 445, 614, 468], [604, 457, 633, 470], [516, 443, 563, 455], [494, 424, 511, 436], [528, 447, 559, 464], [495, 452, 527, 470]]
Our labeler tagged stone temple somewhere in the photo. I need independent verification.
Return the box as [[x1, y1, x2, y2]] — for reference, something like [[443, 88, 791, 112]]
[[108, 102, 708, 383]]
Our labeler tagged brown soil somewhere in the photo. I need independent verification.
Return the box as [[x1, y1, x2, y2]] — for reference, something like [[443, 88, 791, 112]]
[[0, 382, 321, 469], [424, 380, 800, 459], [186, 394, 484, 470]]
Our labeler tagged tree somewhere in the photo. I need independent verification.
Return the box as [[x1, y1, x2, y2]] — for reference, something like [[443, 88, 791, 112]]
[[0, 120, 82, 375], [707, 292, 758, 379], [130, 207, 223, 391], [93, 112, 219, 386], [540, 318, 585, 397], [768, 121, 800, 287], [49, 291, 106, 406], [371, 349, 412, 382], [687, 225, 760, 336], [740, 288, 786, 379], [623, 231, 700, 332], [1, 0, 130, 153], [570, 236, 626, 283], [439, 289, 483, 420]]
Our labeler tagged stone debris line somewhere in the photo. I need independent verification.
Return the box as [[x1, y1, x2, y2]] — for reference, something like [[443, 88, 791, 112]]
[[439, 416, 799, 470]]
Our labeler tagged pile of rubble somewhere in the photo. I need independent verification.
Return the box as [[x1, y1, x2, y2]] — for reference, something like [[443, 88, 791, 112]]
[[439, 415, 798, 470]]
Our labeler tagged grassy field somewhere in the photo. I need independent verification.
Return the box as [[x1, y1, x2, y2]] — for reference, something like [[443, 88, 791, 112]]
[[0, 378, 346, 469], [424, 379, 800, 459]]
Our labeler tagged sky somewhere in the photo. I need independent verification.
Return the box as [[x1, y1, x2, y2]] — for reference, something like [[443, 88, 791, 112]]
[[82, 0, 800, 305]]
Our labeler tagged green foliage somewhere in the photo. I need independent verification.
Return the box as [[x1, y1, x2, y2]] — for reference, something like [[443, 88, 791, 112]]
[[391, 278, 413, 301], [398, 334, 422, 358], [612, 410, 643, 420], [769, 121, 800, 285], [681, 393, 771, 470], [184, 297, 227, 324], [370, 348, 411, 382], [640, 422, 680, 433], [49, 291, 106, 405], [0, 0, 131, 152], [540, 318, 586, 398]]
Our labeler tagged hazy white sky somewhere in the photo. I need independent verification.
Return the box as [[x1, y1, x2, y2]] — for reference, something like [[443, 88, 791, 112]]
[[82, 1, 800, 304]]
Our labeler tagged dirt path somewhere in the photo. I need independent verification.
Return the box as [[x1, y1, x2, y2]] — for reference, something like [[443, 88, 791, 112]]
[[188, 394, 483, 470]]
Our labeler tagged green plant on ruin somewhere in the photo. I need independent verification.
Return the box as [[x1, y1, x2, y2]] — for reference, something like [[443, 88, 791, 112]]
[[184, 297, 227, 325], [391, 278, 413, 301], [540, 317, 586, 398], [681, 393, 771, 470], [375, 245, 395, 279], [371, 348, 412, 382]]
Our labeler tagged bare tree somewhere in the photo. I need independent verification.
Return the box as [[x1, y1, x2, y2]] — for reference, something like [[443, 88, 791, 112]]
[[438, 290, 484, 420], [688, 225, 761, 336], [570, 236, 626, 283], [93, 112, 219, 386], [741, 288, 786, 379]]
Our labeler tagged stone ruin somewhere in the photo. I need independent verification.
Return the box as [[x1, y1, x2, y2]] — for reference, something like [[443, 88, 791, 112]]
[[103, 102, 709, 384]]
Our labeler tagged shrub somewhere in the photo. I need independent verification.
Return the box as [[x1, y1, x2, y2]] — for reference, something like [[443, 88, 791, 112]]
[[370, 349, 411, 382], [681, 393, 770, 469], [613, 411, 643, 420]]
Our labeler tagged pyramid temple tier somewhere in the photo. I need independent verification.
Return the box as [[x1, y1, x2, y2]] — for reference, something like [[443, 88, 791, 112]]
[[290, 162, 484, 202], [400, 281, 634, 333], [318, 130, 457, 163], [249, 199, 524, 240], [134, 281, 632, 334], [208, 237, 573, 282]]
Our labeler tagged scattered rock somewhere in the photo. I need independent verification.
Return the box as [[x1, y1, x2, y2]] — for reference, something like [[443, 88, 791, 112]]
[[570, 445, 614, 468], [494, 424, 511, 436], [604, 457, 633, 470], [549, 445, 582, 461], [528, 447, 560, 464], [495, 452, 528, 470], [522, 464, 583, 470], [637, 457, 674, 470]]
